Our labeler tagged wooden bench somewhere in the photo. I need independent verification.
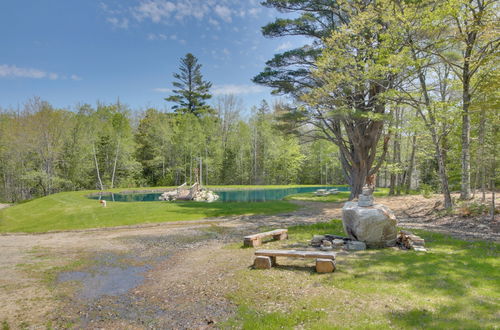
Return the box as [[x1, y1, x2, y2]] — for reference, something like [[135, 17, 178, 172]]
[[243, 229, 288, 247], [254, 249, 336, 273]]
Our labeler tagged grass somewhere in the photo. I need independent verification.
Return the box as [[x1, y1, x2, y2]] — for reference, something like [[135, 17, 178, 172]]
[[285, 187, 390, 202], [0, 188, 300, 233], [224, 220, 500, 329]]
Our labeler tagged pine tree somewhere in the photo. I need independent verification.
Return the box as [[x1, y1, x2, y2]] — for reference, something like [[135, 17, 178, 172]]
[[166, 53, 213, 117]]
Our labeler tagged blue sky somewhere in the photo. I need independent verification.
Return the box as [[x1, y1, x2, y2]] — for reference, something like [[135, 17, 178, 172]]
[[0, 0, 302, 112]]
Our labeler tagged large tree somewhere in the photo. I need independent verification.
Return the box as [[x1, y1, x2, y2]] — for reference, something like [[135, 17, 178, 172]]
[[254, 0, 397, 198], [166, 53, 213, 117]]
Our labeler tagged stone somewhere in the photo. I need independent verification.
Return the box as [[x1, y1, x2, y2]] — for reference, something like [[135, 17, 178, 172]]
[[413, 246, 428, 252], [254, 256, 272, 269], [342, 201, 398, 248], [357, 185, 374, 207], [345, 240, 367, 251], [320, 245, 333, 251], [321, 240, 332, 247], [358, 195, 374, 207], [316, 258, 336, 273], [311, 235, 326, 247], [332, 239, 344, 247]]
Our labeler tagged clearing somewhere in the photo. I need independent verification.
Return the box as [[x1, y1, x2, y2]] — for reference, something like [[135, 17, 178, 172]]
[[0, 194, 498, 329]]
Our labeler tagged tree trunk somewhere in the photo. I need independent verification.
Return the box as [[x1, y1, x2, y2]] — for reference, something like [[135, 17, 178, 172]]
[[405, 133, 417, 194], [110, 139, 120, 189], [92, 143, 104, 190], [460, 62, 472, 200], [434, 137, 453, 208], [479, 107, 486, 201]]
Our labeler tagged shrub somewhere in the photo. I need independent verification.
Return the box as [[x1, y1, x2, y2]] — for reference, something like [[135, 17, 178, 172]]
[[419, 184, 434, 198]]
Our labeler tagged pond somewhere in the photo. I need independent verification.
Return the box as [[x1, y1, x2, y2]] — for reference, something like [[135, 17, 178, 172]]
[[88, 186, 349, 203]]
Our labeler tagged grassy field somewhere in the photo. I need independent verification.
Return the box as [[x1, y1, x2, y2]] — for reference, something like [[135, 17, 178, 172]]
[[225, 220, 500, 329], [0, 187, 304, 233], [285, 187, 390, 202]]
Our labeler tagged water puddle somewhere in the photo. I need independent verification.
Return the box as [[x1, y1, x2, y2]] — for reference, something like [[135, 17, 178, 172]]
[[57, 253, 151, 301]]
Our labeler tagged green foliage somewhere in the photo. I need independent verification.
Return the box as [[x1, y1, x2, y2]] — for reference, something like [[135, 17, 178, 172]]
[[419, 183, 434, 198], [165, 53, 213, 117], [456, 201, 492, 217]]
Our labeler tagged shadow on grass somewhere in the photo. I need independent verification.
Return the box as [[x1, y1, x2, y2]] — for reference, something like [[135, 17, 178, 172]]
[[389, 295, 499, 328], [286, 220, 500, 328]]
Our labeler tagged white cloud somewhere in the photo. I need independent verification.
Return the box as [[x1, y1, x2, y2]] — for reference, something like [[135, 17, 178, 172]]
[[0, 64, 46, 79], [71, 74, 83, 81], [104, 1, 262, 26], [0, 64, 79, 80], [212, 84, 265, 95], [214, 5, 232, 23], [107, 17, 129, 29], [276, 41, 293, 51], [153, 88, 171, 93], [247, 7, 261, 17], [133, 0, 176, 23], [208, 18, 219, 26], [147, 33, 168, 40]]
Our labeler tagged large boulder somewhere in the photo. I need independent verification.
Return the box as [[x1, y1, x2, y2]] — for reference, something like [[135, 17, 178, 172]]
[[342, 201, 398, 248]]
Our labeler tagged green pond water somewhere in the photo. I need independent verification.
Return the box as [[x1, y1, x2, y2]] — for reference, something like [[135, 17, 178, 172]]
[[88, 186, 349, 203]]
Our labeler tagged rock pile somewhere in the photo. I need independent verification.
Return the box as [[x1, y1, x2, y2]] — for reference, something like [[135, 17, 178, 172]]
[[310, 234, 367, 251], [192, 190, 219, 202], [159, 189, 219, 202]]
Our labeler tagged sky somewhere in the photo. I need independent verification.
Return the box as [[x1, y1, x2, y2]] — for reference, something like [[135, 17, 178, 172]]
[[0, 0, 303, 113]]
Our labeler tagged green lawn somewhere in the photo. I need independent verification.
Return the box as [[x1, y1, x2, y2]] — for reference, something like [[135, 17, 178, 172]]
[[285, 187, 390, 202], [0, 188, 300, 233], [225, 220, 500, 329]]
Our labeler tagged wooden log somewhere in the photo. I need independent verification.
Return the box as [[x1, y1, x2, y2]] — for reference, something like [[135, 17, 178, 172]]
[[244, 229, 288, 247], [316, 258, 336, 273], [254, 256, 272, 269]]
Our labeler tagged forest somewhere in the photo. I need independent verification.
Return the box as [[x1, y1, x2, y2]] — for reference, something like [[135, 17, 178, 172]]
[[0, 0, 498, 208]]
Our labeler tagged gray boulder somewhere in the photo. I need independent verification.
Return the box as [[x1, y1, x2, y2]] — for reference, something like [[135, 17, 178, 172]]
[[342, 201, 398, 248]]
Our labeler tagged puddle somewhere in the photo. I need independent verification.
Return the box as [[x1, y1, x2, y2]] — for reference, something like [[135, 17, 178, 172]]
[[57, 253, 151, 301]]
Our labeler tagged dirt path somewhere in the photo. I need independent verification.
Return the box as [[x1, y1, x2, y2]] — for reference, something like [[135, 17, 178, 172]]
[[0, 196, 498, 328]]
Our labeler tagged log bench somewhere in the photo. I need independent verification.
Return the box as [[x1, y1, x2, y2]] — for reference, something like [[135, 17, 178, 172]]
[[243, 229, 288, 247], [254, 249, 336, 273]]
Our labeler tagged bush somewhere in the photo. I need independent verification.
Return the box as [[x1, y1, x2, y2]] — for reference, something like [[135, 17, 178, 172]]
[[419, 183, 434, 198], [456, 201, 489, 217]]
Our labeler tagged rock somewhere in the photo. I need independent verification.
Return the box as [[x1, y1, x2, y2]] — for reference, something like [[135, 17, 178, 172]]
[[332, 239, 344, 247], [413, 246, 428, 252], [342, 201, 398, 248], [321, 240, 332, 247], [254, 256, 272, 269], [320, 245, 333, 251], [311, 235, 325, 247], [316, 258, 336, 273], [345, 240, 367, 250], [357, 185, 374, 207]]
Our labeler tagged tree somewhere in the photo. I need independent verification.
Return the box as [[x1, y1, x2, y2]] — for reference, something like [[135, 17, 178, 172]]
[[254, 0, 397, 198], [424, 0, 499, 200], [166, 53, 213, 117]]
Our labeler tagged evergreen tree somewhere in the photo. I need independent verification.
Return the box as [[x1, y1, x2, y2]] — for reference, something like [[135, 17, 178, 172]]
[[166, 53, 213, 117]]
